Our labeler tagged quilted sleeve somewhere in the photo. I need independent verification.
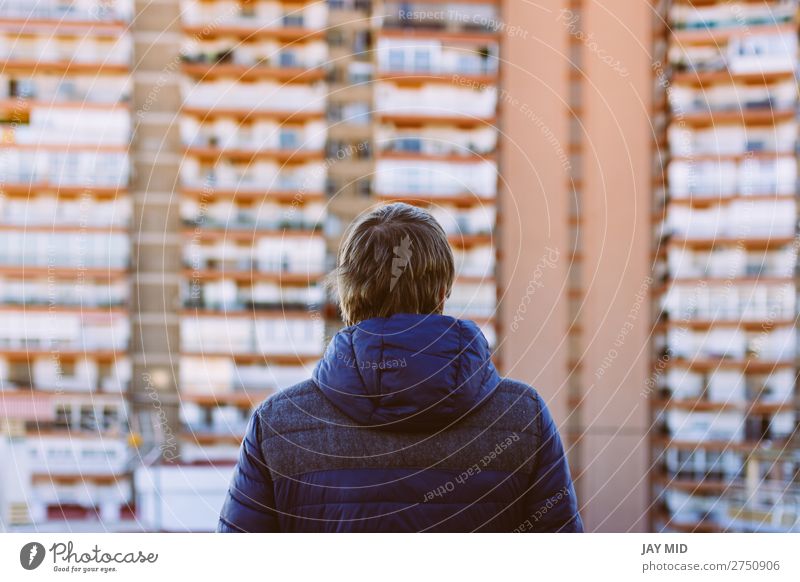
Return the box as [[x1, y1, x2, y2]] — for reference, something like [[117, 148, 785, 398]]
[[520, 392, 584, 533], [217, 404, 280, 532]]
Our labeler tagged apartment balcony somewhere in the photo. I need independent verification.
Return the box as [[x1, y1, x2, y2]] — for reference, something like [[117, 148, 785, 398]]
[[661, 282, 796, 322], [0, 40, 132, 74], [0, 76, 131, 106], [668, 157, 797, 198], [669, 32, 798, 74], [0, 231, 129, 270], [429, 205, 495, 236], [181, 117, 327, 156], [377, 125, 497, 157], [666, 327, 796, 363], [668, 121, 797, 157], [0, 311, 130, 354], [182, 281, 324, 312], [184, 234, 326, 275], [669, 79, 797, 113], [0, 352, 130, 393], [180, 40, 327, 79], [0, 196, 131, 229], [1, 109, 131, 147], [661, 365, 795, 403], [179, 316, 324, 357], [376, 38, 499, 79], [375, 158, 498, 197], [445, 281, 496, 319], [0, 149, 130, 189], [0, 279, 128, 309], [181, 61, 326, 83], [376, 83, 497, 120], [181, 199, 325, 233], [181, 0, 328, 38], [665, 247, 795, 280], [179, 354, 312, 395], [0, 0, 133, 23], [381, 1, 501, 35], [664, 199, 796, 240], [670, 1, 796, 31], [180, 159, 326, 194]]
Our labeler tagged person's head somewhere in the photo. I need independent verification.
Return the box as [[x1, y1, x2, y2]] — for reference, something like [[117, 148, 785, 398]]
[[332, 202, 455, 326]]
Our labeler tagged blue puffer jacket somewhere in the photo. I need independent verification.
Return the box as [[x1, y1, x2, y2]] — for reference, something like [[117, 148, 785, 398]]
[[217, 313, 583, 532]]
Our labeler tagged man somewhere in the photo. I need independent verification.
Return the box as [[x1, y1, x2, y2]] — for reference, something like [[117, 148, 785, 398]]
[[217, 203, 583, 532]]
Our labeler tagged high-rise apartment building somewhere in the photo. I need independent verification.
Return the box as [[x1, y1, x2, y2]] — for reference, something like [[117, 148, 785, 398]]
[[0, 0, 135, 528], [651, 0, 800, 532], [372, 1, 500, 349], [1, 0, 798, 533]]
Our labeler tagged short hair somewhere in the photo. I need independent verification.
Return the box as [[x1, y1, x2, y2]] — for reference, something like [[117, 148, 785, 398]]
[[332, 203, 455, 326]]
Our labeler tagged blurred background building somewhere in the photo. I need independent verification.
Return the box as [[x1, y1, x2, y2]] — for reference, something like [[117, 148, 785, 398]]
[[0, 0, 797, 533]]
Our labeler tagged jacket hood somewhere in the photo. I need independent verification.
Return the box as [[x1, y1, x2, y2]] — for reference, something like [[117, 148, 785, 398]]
[[312, 313, 500, 431]]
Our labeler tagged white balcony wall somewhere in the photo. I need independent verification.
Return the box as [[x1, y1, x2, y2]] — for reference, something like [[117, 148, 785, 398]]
[[670, 80, 797, 113], [182, 79, 326, 111], [33, 357, 98, 392], [376, 83, 497, 118], [670, 1, 795, 29], [666, 200, 796, 238], [728, 33, 798, 74], [666, 247, 795, 280], [668, 158, 800, 197], [180, 317, 324, 355], [28, 437, 130, 475], [181, 0, 327, 29], [0, 74, 131, 103], [179, 354, 312, 394], [667, 327, 796, 361], [707, 370, 746, 402], [664, 369, 704, 399], [0, 278, 128, 308], [135, 465, 233, 531], [377, 38, 498, 75], [0, 232, 129, 268], [662, 283, 796, 321], [378, 125, 498, 155], [180, 158, 326, 192], [669, 121, 797, 157], [0, 33, 132, 66], [185, 38, 327, 68], [0, 196, 130, 227], [0, 149, 129, 187], [0, 0, 134, 21], [9, 107, 130, 146], [453, 246, 495, 278], [246, 282, 324, 308], [255, 318, 324, 355], [181, 116, 327, 151], [429, 204, 495, 236], [445, 281, 496, 318], [375, 159, 497, 197], [0, 312, 130, 351], [179, 356, 235, 394], [666, 409, 745, 442], [758, 369, 795, 403]]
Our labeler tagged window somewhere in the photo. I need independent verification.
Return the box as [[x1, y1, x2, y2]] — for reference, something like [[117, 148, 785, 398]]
[[279, 129, 300, 150], [388, 49, 405, 71], [279, 52, 298, 68], [413, 49, 431, 72]]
